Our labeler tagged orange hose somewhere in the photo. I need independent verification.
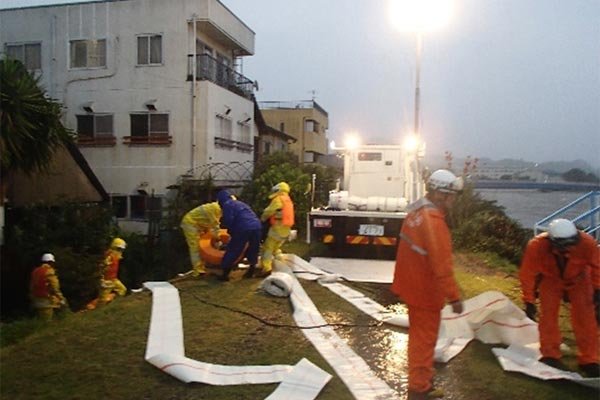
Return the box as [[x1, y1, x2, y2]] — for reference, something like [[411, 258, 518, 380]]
[[198, 229, 230, 266]]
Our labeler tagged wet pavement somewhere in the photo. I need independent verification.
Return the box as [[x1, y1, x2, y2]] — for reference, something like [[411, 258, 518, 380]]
[[321, 282, 596, 400]]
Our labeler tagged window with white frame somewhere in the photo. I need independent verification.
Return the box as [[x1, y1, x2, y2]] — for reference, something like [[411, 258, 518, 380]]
[[137, 34, 162, 65], [76, 114, 113, 137], [5, 42, 42, 70], [76, 114, 114, 142], [70, 39, 106, 68], [216, 114, 232, 140], [130, 113, 169, 137]]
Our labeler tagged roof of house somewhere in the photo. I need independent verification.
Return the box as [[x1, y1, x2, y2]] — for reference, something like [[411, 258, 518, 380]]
[[7, 141, 109, 207]]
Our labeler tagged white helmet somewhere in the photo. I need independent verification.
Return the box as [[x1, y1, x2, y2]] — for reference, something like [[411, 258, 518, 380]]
[[41, 253, 55, 263], [427, 169, 464, 193], [548, 218, 579, 247]]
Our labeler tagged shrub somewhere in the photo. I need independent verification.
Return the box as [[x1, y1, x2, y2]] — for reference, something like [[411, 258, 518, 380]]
[[449, 184, 531, 265], [241, 155, 311, 235], [1, 202, 115, 316], [241, 152, 341, 237], [301, 162, 342, 208]]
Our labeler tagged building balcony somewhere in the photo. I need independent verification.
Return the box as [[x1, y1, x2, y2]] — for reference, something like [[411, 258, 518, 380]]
[[187, 54, 254, 100], [123, 135, 172, 146], [214, 137, 253, 153], [77, 135, 117, 147]]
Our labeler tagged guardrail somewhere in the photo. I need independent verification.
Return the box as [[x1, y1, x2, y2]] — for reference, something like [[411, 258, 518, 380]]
[[474, 180, 600, 191], [534, 191, 600, 240]]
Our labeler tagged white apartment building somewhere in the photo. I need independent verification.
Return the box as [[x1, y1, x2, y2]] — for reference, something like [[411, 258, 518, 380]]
[[0, 0, 256, 230]]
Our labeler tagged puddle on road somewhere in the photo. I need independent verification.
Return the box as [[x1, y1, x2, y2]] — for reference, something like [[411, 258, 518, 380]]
[[324, 285, 465, 398], [324, 302, 410, 395]]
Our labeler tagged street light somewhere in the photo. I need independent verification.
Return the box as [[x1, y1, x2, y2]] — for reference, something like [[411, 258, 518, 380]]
[[389, 0, 454, 200], [389, 0, 454, 137]]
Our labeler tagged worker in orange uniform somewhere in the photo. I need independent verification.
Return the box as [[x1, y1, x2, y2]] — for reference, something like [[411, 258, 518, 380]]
[[180, 202, 222, 276], [99, 237, 128, 304], [30, 253, 67, 321], [519, 218, 600, 377], [251, 182, 295, 278], [390, 169, 465, 400]]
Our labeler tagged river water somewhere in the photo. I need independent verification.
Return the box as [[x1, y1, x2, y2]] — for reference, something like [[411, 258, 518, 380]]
[[476, 189, 591, 230]]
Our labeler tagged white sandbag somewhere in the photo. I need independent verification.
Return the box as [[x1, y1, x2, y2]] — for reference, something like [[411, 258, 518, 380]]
[[261, 272, 295, 297]]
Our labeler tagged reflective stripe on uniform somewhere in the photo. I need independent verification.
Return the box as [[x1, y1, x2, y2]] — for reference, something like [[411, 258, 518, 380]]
[[399, 232, 428, 255]]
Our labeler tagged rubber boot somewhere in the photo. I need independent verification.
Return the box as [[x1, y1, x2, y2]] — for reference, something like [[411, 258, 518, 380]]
[[407, 387, 444, 399], [579, 363, 600, 377], [191, 261, 207, 277], [540, 357, 568, 370], [255, 268, 272, 278], [243, 265, 256, 279], [218, 268, 231, 282]]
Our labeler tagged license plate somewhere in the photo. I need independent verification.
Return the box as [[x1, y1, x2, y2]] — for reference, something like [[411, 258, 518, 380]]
[[358, 224, 384, 236]]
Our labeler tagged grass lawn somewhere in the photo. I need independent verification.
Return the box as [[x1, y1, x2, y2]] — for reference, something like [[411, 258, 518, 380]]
[[0, 245, 596, 399]]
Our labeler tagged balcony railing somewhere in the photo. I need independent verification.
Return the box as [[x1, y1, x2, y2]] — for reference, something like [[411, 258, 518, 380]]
[[123, 135, 172, 145], [258, 100, 329, 117], [187, 54, 254, 100], [77, 135, 116, 147], [214, 137, 253, 153]]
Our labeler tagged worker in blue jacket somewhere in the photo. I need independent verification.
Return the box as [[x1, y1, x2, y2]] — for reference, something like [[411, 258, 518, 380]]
[[216, 190, 262, 281]]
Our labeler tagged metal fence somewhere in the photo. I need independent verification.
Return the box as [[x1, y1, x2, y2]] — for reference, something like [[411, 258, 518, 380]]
[[187, 54, 254, 99]]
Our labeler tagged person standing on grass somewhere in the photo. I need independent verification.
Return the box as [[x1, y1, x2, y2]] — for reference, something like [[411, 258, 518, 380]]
[[254, 182, 295, 278], [30, 253, 67, 321], [519, 218, 600, 377], [390, 169, 465, 400], [216, 190, 261, 281], [99, 237, 128, 304]]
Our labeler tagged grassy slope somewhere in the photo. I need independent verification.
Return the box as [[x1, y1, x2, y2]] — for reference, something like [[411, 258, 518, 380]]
[[0, 250, 596, 400]]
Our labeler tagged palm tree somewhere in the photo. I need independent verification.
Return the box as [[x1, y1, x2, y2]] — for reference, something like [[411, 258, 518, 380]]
[[0, 58, 74, 202]]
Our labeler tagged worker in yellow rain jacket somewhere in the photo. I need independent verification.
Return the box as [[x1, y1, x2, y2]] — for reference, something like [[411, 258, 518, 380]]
[[99, 237, 127, 304], [251, 182, 294, 278], [30, 253, 67, 321], [180, 202, 222, 276]]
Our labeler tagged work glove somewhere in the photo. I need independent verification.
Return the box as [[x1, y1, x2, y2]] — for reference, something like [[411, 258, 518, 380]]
[[594, 290, 600, 325], [525, 302, 537, 322], [450, 300, 464, 314]]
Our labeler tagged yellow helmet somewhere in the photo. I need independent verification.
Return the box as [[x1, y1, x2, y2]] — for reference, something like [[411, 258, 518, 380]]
[[270, 181, 290, 194], [111, 237, 127, 250]]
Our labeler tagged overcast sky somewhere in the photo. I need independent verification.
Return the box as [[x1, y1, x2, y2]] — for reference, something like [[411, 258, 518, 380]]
[[3, 0, 599, 166]]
